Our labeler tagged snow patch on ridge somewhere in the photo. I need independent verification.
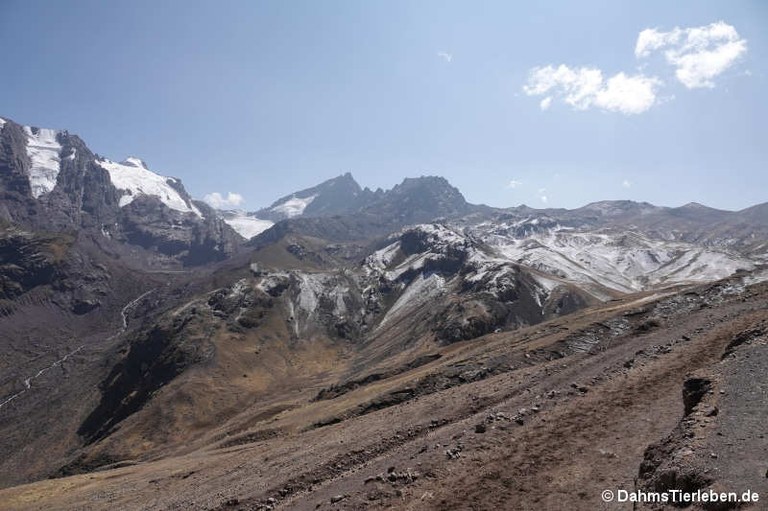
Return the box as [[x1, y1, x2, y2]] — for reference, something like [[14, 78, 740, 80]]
[[24, 127, 62, 198], [364, 241, 401, 275], [296, 273, 325, 314], [293, 273, 350, 317], [222, 212, 274, 239], [380, 273, 446, 327], [271, 194, 316, 218], [96, 158, 202, 216]]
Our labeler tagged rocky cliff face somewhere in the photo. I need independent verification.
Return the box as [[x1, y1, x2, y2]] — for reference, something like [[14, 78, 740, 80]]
[[0, 117, 240, 265]]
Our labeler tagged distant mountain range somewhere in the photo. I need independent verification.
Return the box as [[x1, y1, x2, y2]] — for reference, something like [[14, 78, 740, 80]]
[[3, 115, 765, 264], [0, 115, 767, 508]]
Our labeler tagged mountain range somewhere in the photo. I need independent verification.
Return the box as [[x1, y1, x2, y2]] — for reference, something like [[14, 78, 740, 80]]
[[0, 116, 766, 510]]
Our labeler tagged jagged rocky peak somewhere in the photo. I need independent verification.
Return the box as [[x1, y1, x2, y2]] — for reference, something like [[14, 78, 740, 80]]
[[361, 175, 473, 224], [240, 175, 478, 246], [389, 175, 466, 201], [254, 173, 472, 226]]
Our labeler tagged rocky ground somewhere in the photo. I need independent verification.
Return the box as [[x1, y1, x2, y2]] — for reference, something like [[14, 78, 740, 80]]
[[0, 275, 765, 511]]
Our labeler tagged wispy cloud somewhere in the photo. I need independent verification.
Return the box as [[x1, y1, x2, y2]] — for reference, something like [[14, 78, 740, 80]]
[[622, 179, 633, 188], [524, 65, 660, 115], [203, 191, 244, 209], [507, 179, 523, 189], [524, 21, 747, 114], [538, 188, 548, 204], [635, 21, 747, 89], [437, 51, 453, 63]]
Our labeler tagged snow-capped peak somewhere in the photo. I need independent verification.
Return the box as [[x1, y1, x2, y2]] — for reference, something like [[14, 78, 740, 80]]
[[96, 157, 201, 217]]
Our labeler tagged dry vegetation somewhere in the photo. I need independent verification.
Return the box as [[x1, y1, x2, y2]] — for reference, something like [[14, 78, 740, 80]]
[[1, 276, 766, 511]]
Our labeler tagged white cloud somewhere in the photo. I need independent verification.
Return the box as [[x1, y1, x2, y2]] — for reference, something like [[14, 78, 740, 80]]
[[524, 21, 746, 113], [540, 195, 548, 204], [524, 65, 660, 114], [594, 73, 662, 114], [437, 51, 453, 63], [507, 179, 523, 189], [524, 65, 602, 110], [622, 179, 632, 188], [203, 191, 244, 209], [635, 28, 679, 59], [538, 188, 548, 204], [635, 21, 747, 89]]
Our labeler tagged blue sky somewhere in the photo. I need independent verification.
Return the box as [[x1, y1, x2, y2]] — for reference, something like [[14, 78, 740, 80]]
[[1, 0, 765, 210]]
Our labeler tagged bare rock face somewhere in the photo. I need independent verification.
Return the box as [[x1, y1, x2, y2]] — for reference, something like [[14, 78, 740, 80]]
[[0, 122, 34, 202], [118, 197, 241, 265], [0, 230, 60, 300], [0, 228, 111, 315], [0, 117, 241, 266]]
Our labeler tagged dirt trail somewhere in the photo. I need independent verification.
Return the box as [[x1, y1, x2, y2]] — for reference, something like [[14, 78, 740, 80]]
[[0, 289, 155, 412]]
